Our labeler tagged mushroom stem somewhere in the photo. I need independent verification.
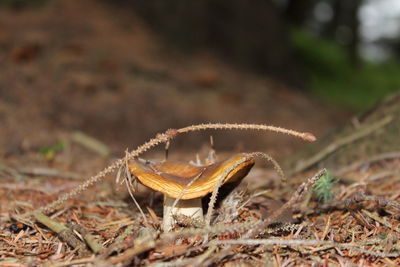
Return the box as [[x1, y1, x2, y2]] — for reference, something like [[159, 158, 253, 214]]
[[163, 196, 203, 231]]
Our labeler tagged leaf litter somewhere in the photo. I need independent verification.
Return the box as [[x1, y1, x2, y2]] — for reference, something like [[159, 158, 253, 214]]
[[1, 123, 399, 266]]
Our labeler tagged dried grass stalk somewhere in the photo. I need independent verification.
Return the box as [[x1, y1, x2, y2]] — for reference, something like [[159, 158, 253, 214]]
[[25, 123, 314, 216]]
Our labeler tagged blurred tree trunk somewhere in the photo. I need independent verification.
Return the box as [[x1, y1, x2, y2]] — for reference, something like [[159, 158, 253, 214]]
[[324, 0, 362, 66], [116, 0, 301, 86], [284, 0, 313, 26], [325, 0, 342, 38], [348, 0, 361, 67]]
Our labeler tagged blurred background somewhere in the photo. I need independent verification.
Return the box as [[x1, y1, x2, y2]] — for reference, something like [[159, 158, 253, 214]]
[[0, 0, 399, 159]]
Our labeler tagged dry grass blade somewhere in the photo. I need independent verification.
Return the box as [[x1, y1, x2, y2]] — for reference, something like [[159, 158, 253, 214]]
[[248, 169, 327, 237], [50, 257, 95, 267], [32, 132, 171, 216], [212, 239, 400, 258], [160, 220, 260, 243], [238, 189, 270, 211], [190, 170, 326, 264], [100, 225, 135, 258], [68, 223, 103, 253], [334, 151, 400, 176], [246, 152, 285, 181], [177, 123, 316, 142], [23, 123, 314, 217], [290, 115, 392, 175], [205, 157, 249, 227], [161, 170, 327, 243], [107, 227, 156, 264], [125, 178, 148, 225], [205, 152, 284, 227], [169, 171, 204, 225], [119, 150, 149, 225], [33, 212, 91, 256], [361, 209, 400, 234], [17, 167, 82, 180]]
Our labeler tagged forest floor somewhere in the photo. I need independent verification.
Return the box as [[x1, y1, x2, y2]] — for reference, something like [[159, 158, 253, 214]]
[[1, 1, 400, 266]]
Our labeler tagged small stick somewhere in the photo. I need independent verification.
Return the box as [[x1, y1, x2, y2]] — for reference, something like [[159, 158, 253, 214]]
[[361, 209, 400, 234], [51, 257, 95, 267], [99, 225, 135, 258], [248, 169, 327, 237], [363, 195, 400, 210], [187, 246, 217, 267], [177, 123, 316, 142], [205, 135, 217, 164], [164, 141, 170, 162], [211, 239, 400, 258], [124, 151, 149, 225], [68, 223, 103, 253], [345, 192, 400, 211], [33, 212, 90, 255], [334, 151, 400, 176], [18, 167, 82, 180], [25, 123, 314, 217], [205, 152, 285, 227], [169, 171, 205, 225], [290, 115, 392, 175], [205, 157, 249, 226], [107, 227, 156, 264], [238, 189, 271, 211], [160, 170, 326, 243], [199, 170, 326, 264], [247, 152, 285, 182], [71, 131, 110, 157], [0, 161, 24, 180]]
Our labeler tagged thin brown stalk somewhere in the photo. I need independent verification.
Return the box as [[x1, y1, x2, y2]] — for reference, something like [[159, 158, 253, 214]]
[[26, 132, 171, 216], [211, 239, 400, 258], [161, 171, 327, 243], [290, 115, 392, 175], [205, 152, 284, 227], [361, 209, 400, 234], [125, 177, 148, 225], [248, 169, 327, 237], [99, 225, 135, 258], [198, 175, 315, 266], [25, 123, 314, 217], [68, 223, 103, 253], [334, 151, 400, 176], [50, 257, 95, 267], [205, 156, 249, 227], [246, 152, 285, 182], [177, 123, 316, 142], [169, 171, 205, 224], [123, 151, 148, 224], [160, 220, 260, 243]]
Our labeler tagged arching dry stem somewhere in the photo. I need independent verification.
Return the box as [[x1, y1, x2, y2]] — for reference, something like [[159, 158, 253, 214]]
[[25, 123, 315, 217]]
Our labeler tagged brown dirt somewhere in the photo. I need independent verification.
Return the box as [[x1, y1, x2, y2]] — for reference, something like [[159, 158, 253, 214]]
[[0, 0, 346, 159], [2, 1, 399, 266]]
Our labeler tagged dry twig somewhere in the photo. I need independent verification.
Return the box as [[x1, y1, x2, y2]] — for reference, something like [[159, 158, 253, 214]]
[[212, 238, 400, 258], [17, 167, 82, 180], [334, 151, 400, 176], [249, 169, 327, 237], [24, 123, 313, 217], [33, 212, 90, 256], [107, 227, 156, 264], [68, 223, 103, 253], [291, 115, 392, 175], [361, 209, 400, 234]]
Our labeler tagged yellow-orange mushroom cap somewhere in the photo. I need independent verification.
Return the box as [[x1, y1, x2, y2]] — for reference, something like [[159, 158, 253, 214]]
[[128, 154, 255, 200]]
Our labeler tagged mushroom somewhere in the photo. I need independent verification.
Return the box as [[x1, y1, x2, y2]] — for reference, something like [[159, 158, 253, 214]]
[[128, 153, 255, 231]]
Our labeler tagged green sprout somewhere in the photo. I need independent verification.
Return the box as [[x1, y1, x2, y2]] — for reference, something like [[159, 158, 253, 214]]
[[38, 141, 65, 160], [313, 170, 336, 203]]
